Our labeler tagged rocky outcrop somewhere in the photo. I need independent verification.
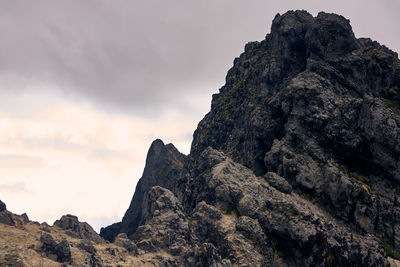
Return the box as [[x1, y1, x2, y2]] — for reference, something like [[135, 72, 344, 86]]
[[0, 212, 14, 226], [190, 9, 400, 260], [54, 214, 104, 243], [0, 200, 15, 226], [39, 233, 72, 263], [0, 205, 152, 266], [191, 11, 400, 181], [0, 8, 399, 267], [188, 148, 388, 266], [114, 233, 138, 255], [100, 10, 400, 266], [0, 200, 6, 212], [100, 139, 188, 241]]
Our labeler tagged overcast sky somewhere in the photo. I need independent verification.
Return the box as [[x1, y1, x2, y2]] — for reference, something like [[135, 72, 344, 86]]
[[0, 0, 399, 232]]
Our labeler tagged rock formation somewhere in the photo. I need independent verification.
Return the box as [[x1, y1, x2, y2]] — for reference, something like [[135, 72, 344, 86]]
[[1, 9, 400, 266], [54, 214, 104, 244], [101, 10, 400, 266]]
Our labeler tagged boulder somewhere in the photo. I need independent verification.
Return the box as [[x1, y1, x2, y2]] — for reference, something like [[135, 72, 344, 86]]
[[54, 214, 103, 243], [0, 212, 14, 226], [114, 233, 138, 255], [40, 234, 71, 263], [0, 200, 6, 212]]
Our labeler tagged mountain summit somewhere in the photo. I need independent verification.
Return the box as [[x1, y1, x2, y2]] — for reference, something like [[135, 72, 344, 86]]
[[101, 10, 400, 266], [1, 10, 400, 266]]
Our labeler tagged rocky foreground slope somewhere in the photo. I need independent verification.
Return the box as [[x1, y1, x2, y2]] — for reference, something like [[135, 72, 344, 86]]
[[1, 10, 400, 266]]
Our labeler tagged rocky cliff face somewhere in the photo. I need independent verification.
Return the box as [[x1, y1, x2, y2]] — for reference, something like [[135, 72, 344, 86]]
[[1, 9, 399, 267], [100, 140, 188, 242], [100, 10, 400, 266], [190, 10, 400, 254]]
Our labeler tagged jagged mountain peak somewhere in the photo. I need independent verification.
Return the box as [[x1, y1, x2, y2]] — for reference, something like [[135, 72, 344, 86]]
[[98, 10, 400, 266], [191, 9, 399, 177], [1, 10, 400, 266]]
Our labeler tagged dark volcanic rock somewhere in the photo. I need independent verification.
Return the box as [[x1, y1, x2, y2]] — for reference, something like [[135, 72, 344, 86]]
[[77, 240, 97, 254], [101, 139, 188, 241], [0, 201, 15, 226], [54, 239, 72, 263], [40, 233, 57, 251], [0, 200, 15, 226], [54, 214, 103, 243], [21, 213, 29, 223], [190, 9, 400, 258], [191, 148, 388, 266], [0, 212, 15, 226], [114, 233, 138, 255], [263, 172, 292, 193], [89, 254, 104, 267], [0, 200, 6, 212], [102, 10, 400, 266], [131, 186, 189, 255], [40, 234, 72, 263]]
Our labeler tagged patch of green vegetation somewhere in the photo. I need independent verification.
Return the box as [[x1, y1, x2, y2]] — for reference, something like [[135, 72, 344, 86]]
[[372, 48, 381, 56], [382, 237, 400, 259], [326, 255, 334, 265], [216, 76, 247, 110], [381, 87, 388, 97], [202, 169, 210, 176], [202, 128, 211, 138], [349, 172, 369, 184], [235, 79, 244, 89], [385, 100, 400, 112], [176, 160, 184, 167], [349, 172, 373, 194]]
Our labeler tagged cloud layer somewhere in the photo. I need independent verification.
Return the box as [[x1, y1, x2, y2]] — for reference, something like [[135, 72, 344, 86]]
[[1, 1, 398, 115]]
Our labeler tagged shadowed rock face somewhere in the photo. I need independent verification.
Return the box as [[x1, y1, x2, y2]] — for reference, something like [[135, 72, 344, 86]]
[[0, 200, 15, 226], [101, 10, 400, 266], [54, 214, 103, 244], [100, 139, 188, 242], [0, 200, 6, 212], [39, 234, 72, 263]]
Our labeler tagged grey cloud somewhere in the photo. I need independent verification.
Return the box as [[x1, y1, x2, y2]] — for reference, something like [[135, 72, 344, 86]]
[[0, 1, 399, 116]]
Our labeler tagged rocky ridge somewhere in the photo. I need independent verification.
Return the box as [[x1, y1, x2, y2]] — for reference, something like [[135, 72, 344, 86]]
[[101, 10, 400, 266], [0, 202, 168, 266], [1, 9, 400, 267]]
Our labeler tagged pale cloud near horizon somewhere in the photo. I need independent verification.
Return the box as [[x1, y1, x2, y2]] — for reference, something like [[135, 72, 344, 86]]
[[0, 90, 201, 231], [0, 182, 33, 194], [0, 0, 399, 232]]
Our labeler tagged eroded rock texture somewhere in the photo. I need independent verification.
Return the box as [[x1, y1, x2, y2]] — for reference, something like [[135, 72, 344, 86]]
[[101, 10, 400, 266], [54, 214, 104, 244]]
